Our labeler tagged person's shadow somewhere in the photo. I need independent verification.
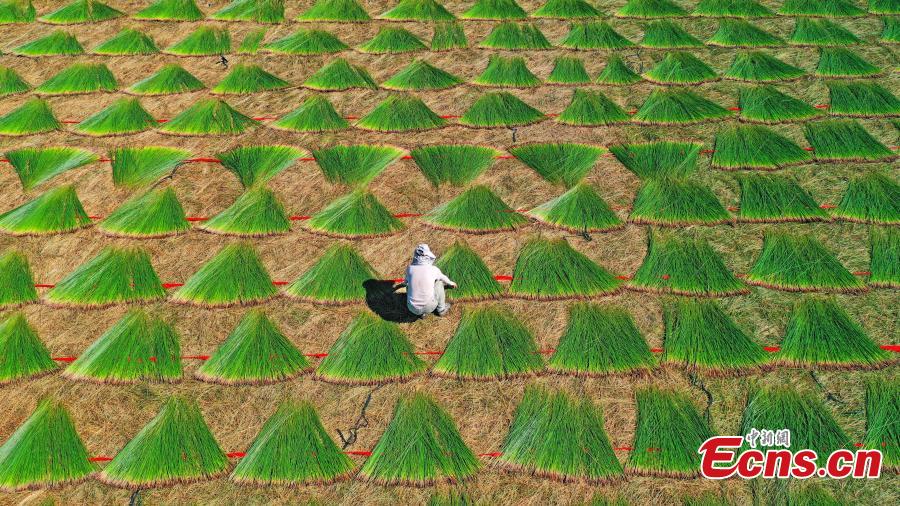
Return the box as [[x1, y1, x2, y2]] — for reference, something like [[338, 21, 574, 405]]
[[363, 280, 419, 323]]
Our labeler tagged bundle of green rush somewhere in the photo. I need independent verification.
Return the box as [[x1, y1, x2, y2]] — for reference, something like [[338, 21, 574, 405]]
[[171, 242, 278, 306], [745, 232, 867, 292], [0, 312, 57, 385], [508, 237, 622, 300], [284, 243, 380, 305], [44, 247, 165, 307], [433, 241, 503, 301]]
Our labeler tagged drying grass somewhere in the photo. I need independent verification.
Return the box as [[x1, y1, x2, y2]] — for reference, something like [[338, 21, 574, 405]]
[[0, 251, 37, 307], [165, 26, 231, 55], [263, 29, 347, 54], [533, 0, 602, 18], [358, 27, 427, 53], [627, 387, 715, 478], [616, 0, 687, 17], [195, 309, 309, 385], [459, 91, 545, 127], [92, 28, 159, 55], [548, 303, 655, 376], [98, 187, 190, 238], [273, 95, 348, 132], [199, 187, 290, 237], [315, 312, 425, 385], [510, 142, 605, 187], [75, 98, 156, 136], [296, 0, 370, 21], [284, 243, 379, 305], [127, 64, 205, 95], [461, 0, 526, 19], [171, 242, 277, 307], [816, 47, 882, 77], [382, 59, 462, 90], [643, 52, 719, 85], [609, 141, 701, 180], [692, 0, 774, 17], [560, 21, 634, 49], [630, 233, 748, 296], [630, 178, 731, 226], [0, 66, 29, 96], [212, 64, 290, 94], [745, 232, 866, 292], [480, 21, 552, 49], [881, 16, 900, 42], [433, 241, 503, 301], [738, 85, 822, 123], [707, 19, 784, 47], [380, 0, 455, 20], [64, 309, 181, 384], [832, 171, 900, 224], [6, 146, 97, 190], [159, 99, 257, 136], [423, 185, 527, 233], [133, 0, 204, 21], [237, 28, 267, 54], [499, 386, 623, 482], [827, 81, 900, 117], [869, 227, 899, 288], [109, 146, 191, 188], [711, 124, 813, 170], [98, 397, 228, 488], [306, 190, 405, 238], [0, 398, 94, 491], [641, 21, 703, 48], [723, 51, 805, 82], [0, 313, 56, 384], [595, 54, 643, 85], [527, 183, 623, 233], [35, 63, 117, 95], [356, 94, 446, 132], [359, 394, 479, 485], [11, 30, 84, 56], [0, 0, 35, 23], [474, 55, 541, 88], [431, 21, 468, 50], [45, 247, 165, 307], [547, 57, 591, 84], [865, 379, 899, 469], [231, 401, 355, 485], [558, 89, 629, 125], [212, 0, 285, 22], [633, 88, 730, 125], [312, 144, 404, 186], [789, 18, 862, 46], [804, 120, 896, 162], [303, 58, 376, 90], [411, 145, 498, 186], [736, 173, 829, 223], [779, 0, 866, 17], [39, 0, 123, 24], [0, 186, 91, 236], [509, 237, 622, 300]]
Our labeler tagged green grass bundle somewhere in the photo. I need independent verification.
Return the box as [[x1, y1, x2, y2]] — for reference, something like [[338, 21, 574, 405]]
[[0, 0, 35, 23], [776, 297, 890, 368], [509, 237, 622, 300], [641, 20, 703, 48], [630, 178, 731, 226], [431, 21, 468, 50], [499, 386, 623, 482], [358, 27, 426, 53], [609, 141, 700, 180], [165, 26, 230, 55], [712, 124, 812, 170], [132, 0, 204, 20], [828, 81, 900, 117], [433, 241, 503, 301], [357, 94, 446, 132], [643, 52, 718, 85], [461, 0, 526, 18], [832, 171, 900, 224], [110, 146, 191, 188], [303, 58, 376, 90], [789, 18, 862, 46], [474, 55, 541, 87], [316, 312, 425, 384], [39, 0, 123, 24], [627, 388, 715, 477], [616, 0, 687, 17], [533, 0, 602, 18], [212, 0, 284, 22], [45, 247, 164, 307], [870, 227, 899, 287], [0, 251, 37, 307], [816, 47, 881, 78], [870, 0, 900, 13], [429, 490, 476, 506], [740, 385, 850, 465], [562, 22, 635, 50], [424, 185, 527, 233], [307, 190, 404, 238], [738, 85, 821, 123], [172, 243, 277, 307], [411, 145, 498, 186], [510, 142, 605, 187], [6, 146, 97, 190], [0, 66, 29, 96], [479, 21, 552, 49], [558, 89, 630, 125], [692, 0, 774, 17], [196, 310, 309, 384], [383, 59, 461, 91], [64, 309, 181, 384], [460, 91, 545, 127], [0, 398, 94, 491], [231, 401, 355, 485], [707, 19, 783, 47], [528, 183, 623, 233], [92, 28, 159, 55], [99, 397, 228, 488], [159, 99, 257, 136], [10, 30, 84, 56], [211, 64, 290, 94], [547, 57, 591, 84], [75, 98, 156, 136], [432, 306, 543, 379], [723, 51, 805, 82], [0, 186, 91, 236], [199, 187, 290, 237], [746, 232, 866, 292], [380, 0, 455, 20], [736, 173, 828, 222], [548, 303, 655, 376], [633, 88, 730, 125], [664, 299, 768, 374], [804, 119, 895, 162], [297, 0, 369, 20], [127, 64, 205, 95], [865, 379, 899, 469], [99, 188, 189, 238], [237, 28, 267, 54], [360, 394, 478, 484], [35, 63, 117, 95], [312, 144, 404, 186], [881, 16, 900, 42], [274, 95, 348, 132], [630, 233, 748, 296], [779, 0, 865, 17], [0, 313, 56, 384], [284, 243, 378, 305], [596, 54, 642, 85]]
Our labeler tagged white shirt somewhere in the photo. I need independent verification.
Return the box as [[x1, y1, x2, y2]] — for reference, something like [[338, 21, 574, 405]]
[[405, 264, 453, 312]]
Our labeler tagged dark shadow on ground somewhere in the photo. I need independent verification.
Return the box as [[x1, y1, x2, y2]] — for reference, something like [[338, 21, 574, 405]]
[[363, 280, 419, 323]]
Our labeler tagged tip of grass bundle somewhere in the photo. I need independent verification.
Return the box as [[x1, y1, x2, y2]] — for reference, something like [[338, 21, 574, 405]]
[[596, 55, 643, 85], [816, 47, 881, 78], [724, 51, 805, 82], [643, 52, 719, 85], [804, 119, 896, 162], [284, 243, 379, 305], [297, 0, 370, 21], [0, 66, 30, 97], [0, 0, 35, 23], [630, 233, 748, 296], [127, 64, 205, 96], [357, 94, 446, 132], [461, 0, 526, 19], [98, 397, 228, 488], [411, 144, 498, 186], [712, 124, 812, 170], [510, 142, 605, 187], [264, 29, 347, 54], [790, 18, 862, 46], [99, 187, 189, 238], [707, 19, 783, 48], [165, 26, 231, 56], [6, 146, 97, 190], [558, 88, 629, 125], [315, 312, 425, 385], [75, 98, 155, 136], [0, 313, 56, 385], [0, 185, 91, 236], [528, 183, 623, 233], [746, 232, 866, 292], [738, 85, 821, 123], [630, 178, 731, 226], [379, 0, 455, 20], [431, 21, 468, 50], [159, 99, 257, 136], [480, 21, 552, 49], [433, 242, 503, 301], [306, 190, 405, 238], [865, 378, 900, 469], [237, 28, 267, 54], [633, 88, 731, 125], [533, 0, 602, 19], [832, 171, 900, 224], [474, 55, 541, 88], [779, 0, 865, 17], [217, 144, 306, 188], [616, 0, 687, 17], [561, 21, 634, 50], [609, 141, 701, 179], [383, 59, 462, 90], [0, 251, 37, 307], [312, 144, 403, 186], [547, 57, 591, 84], [35, 63, 117, 96], [212, 64, 290, 94], [303, 58, 375, 91], [11, 30, 84, 56], [736, 173, 828, 223], [110, 146, 191, 188], [39, 0, 123, 24], [212, 0, 285, 23], [460, 91, 545, 127], [424, 185, 527, 233], [45, 246, 165, 307], [172, 242, 277, 307], [358, 27, 426, 53], [549, 303, 655, 376], [92, 28, 158, 55], [641, 20, 703, 48], [692, 0, 774, 17], [869, 227, 899, 288], [510, 237, 622, 300], [274, 95, 348, 132], [132, 0, 204, 21], [827, 81, 900, 117], [200, 187, 290, 237]]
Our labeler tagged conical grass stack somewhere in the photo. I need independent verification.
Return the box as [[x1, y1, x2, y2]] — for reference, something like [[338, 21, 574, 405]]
[[218, 145, 305, 188], [558, 89, 630, 126], [473, 55, 541, 88], [172, 243, 277, 307], [424, 185, 526, 233], [0, 251, 37, 307], [212, 64, 290, 94], [596, 55, 642, 85], [159, 99, 257, 136], [165, 26, 231, 56], [433, 242, 503, 301], [547, 57, 591, 85], [630, 233, 747, 296], [274, 95, 348, 133], [357, 95, 446, 132], [560, 22, 634, 49], [510, 143, 605, 187], [827, 81, 900, 117], [643, 52, 719, 85], [532, 0, 602, 18], [711, 124, 812, 170], [461, 0, 526, 19], [0, 99, 61, 136], [832, 171, 900, 225], [738, 85, 822, 124], [479, 22, 552, 50], [109, 146, 191, 189], [509, 237, 622, 300], [199, 187, 291, 237], [460, 92, 545, 127], [527, 183, 623, 233], [312, 144, 403, 186], [92, 28, 158, 55], [0, 66, 30, 96], [864, 379, 899, 470], [616, 0, 687, 17], [39, 0, 123, 24], [99, 187, 190, 238], [284, 243, 379, 305], [816, 47, 881, 78], [358, 27, 427, 53], [869, 227, 899, 288], [264, 29, 347, 54], [707, 19, 783, 48], [133, 0, 204, 21], [212, 0, 285, 22], [379, 0, 455, 20], [45, 247, 165, 307], [724, 51, 805, 83], [305, 190, 405, 238], [746, 232, 865, 292], [633, 88, 730, 125], [640, 21, 703, 48], [410, 145, 498, 186], [629, 178, 731, 226], [0, 313, 57, 385], [609, 141, 700, 180], [303, 58, 376, 91], [75, 98, 156, 136], [789, 18, 862, 46], [431, 21, 468, 50], [0, 186, 92, 236], [11, 31, 84, 56], [127, 64, 205, 96], [382, 60, 462, 91], [736, 174, 828, 223], [0, 0, 35, 23], [296, 0, 369, 21]]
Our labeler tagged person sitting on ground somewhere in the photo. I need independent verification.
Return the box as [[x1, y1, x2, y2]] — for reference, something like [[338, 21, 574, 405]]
[[404, 244, 456, 317]]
